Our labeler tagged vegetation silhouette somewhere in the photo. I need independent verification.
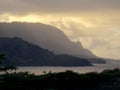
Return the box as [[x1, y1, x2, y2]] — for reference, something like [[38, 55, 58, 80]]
[[0, 54, 18, 73], [0, 69, 120, 90], [0, 54, 120, 90], [0, 54, 5, 64]]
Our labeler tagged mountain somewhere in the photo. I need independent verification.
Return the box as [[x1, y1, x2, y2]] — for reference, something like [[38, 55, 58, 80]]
[[0, 37, 92, 66], [0, 22, 105, 63]]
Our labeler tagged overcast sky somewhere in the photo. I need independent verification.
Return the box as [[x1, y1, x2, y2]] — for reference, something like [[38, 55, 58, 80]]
[[0, 0, 120, 14], [0, 0, 120, 59]]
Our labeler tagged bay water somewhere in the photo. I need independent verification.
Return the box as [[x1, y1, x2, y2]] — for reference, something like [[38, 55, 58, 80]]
[[17, 60, 120, 75]]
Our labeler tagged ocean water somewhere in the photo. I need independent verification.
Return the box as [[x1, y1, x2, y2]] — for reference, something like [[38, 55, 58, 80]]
[[17, 60, 120, 75]]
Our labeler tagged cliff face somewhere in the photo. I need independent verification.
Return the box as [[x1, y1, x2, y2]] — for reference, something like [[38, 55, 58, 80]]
[[0, 22, 96, 58]]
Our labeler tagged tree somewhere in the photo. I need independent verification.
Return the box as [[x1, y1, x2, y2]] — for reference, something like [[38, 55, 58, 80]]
[[0, 54, 5, 64], [0, 53, 18, 73]]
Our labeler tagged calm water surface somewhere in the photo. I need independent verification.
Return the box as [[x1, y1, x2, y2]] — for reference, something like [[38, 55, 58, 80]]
[[18, 60, 120, 75]]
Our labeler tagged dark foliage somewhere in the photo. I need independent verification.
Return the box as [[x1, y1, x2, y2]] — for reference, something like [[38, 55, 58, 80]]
[[0, 68, 120, 90], [0, 54, 5, 64], [0, 66, 18, 72]]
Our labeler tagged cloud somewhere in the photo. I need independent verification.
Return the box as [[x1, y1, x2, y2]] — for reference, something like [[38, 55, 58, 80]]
[[0, 0, 120, 15], [0, 0, 120, 59], [43, 16, 120, 59], [0, 15, 10, 22]]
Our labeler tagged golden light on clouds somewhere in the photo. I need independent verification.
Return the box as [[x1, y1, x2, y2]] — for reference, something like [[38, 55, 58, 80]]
[[0, 0, 120, 59], [0, 13, 119, 59]]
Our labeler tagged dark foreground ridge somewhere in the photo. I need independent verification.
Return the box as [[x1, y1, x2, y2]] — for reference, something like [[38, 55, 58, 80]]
[[0, 68, 120, 90], [0, 37, 92, 66]]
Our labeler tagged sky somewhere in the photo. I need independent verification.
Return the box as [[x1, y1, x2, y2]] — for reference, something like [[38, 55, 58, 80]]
[[0, 0, 120, 59]]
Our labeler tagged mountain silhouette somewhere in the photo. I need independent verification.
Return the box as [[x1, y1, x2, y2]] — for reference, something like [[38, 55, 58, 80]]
[[0, 22, 105, 63], [0, 37, 92, 66]]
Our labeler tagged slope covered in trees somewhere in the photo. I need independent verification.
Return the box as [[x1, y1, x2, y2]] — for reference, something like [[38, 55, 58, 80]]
[[0, 37, 92, 66]]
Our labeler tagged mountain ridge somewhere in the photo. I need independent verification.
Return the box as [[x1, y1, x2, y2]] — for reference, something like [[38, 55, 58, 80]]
[[0, 37, 92, 66], [0, 22, 105, 63]]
